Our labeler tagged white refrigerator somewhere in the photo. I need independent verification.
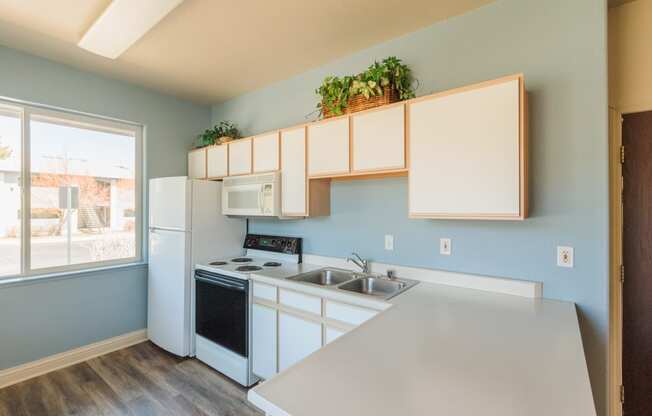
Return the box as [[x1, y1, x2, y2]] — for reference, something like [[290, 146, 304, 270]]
[[148, 177, 244, 357]]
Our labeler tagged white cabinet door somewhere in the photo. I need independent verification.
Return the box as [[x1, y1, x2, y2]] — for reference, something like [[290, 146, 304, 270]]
[[325, 326, 347, 345], [252, 303, 277, 380], [188, 148, 206, 179], [408, 76, 525, 219], [281, 127, 307, 216], [206, 145, 228, 178], [253, 132, 280, 173], [352, 104, 405, 172], [307, 117, 349, 177], [278, 312, 322, 371], [228, 139, 252, 176]]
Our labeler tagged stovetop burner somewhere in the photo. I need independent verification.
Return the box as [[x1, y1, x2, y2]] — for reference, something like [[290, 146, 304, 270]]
[[231, 257, 253, 263], [263, 262, 282, 267], [209, 261, 228, 266], [236, 265, 263, 272]]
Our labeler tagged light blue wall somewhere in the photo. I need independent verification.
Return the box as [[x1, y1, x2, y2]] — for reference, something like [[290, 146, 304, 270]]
[[212, 0, 609, 414], [0, 45, 211, 369]]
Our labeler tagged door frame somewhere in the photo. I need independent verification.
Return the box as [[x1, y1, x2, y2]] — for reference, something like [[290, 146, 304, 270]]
[[608, 105, 623, 416], [609, 102, 652, 415]]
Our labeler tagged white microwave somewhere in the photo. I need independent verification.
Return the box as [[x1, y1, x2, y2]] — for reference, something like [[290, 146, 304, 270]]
[[222, 172, 281, 217]]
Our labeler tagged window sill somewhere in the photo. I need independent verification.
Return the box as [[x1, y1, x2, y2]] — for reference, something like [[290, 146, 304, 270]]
[[0, 262, 148, 289]]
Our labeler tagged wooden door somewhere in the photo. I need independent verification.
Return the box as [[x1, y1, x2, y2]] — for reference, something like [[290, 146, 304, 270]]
[[622, 111, 652, 416]]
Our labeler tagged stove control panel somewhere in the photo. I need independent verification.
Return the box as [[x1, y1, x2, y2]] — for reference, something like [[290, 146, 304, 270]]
[[243, 234, 302, 255]]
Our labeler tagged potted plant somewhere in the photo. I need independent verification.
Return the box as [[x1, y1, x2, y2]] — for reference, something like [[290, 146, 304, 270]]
[[195, 121, 241, 148], [315, 56, 416, 118]]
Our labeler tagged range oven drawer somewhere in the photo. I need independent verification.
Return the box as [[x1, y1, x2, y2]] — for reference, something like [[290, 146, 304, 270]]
[[195, 270, 248, 358]]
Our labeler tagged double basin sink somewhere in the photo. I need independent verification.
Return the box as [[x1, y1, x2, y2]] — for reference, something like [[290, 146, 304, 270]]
[[287, 268, 417, 300]]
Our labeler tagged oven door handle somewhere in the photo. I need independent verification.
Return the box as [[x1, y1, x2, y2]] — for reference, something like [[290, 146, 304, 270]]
[[195, 275, 246, 292]]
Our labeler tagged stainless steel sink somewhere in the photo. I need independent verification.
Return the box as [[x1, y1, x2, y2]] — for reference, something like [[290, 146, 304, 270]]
[[338, 277, 416, 299], [289, 268, 356, 286]]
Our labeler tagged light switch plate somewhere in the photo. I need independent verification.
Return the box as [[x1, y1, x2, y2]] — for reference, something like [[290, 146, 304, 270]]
[[557, 246, 574, 268], [440, 238, 451, 255], [385, 234, 394, 251]]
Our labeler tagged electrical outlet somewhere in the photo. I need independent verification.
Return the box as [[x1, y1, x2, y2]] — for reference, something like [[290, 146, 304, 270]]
[[385, 235, 394, 251], [440, 238, 451, 255], [557, 246, 574, 268]]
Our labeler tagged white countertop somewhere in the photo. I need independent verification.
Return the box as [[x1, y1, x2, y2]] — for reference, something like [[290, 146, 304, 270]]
[[247, 274, 596, 416]]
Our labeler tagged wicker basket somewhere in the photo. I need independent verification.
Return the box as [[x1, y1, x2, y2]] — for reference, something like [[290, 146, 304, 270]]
[[322, 86, 399, 119]]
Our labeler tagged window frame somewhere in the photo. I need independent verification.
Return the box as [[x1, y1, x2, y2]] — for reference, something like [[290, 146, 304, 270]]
[[0, 98, 144, 280]]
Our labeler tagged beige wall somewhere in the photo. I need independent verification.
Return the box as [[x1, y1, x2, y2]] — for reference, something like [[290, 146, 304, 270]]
[[609, 0, 652, 112]]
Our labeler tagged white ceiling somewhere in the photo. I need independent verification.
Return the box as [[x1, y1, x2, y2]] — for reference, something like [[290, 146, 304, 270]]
[[0, 0, 495, 104]]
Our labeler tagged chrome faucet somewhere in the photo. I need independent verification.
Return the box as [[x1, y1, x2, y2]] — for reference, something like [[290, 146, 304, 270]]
[[347, 252, 370, 273]]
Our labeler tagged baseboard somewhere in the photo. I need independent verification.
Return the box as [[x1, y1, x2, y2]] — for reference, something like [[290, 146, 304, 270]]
[[303, 254, 542, 298], [0, 329, 148, 389]]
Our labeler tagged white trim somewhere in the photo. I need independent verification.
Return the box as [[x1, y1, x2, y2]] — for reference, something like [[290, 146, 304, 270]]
[[0, 329, 147, 389], [0, 262, 147, 288], [302, 254, 542, 298]]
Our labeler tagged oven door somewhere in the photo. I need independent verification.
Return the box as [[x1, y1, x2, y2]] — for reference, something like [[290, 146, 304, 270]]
[[194, 270, 248, 358]]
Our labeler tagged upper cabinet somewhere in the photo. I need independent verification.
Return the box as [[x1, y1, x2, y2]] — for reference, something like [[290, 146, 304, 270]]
[[253, 132, 280, 173], [188, 148, 206, 179], [228, 138, 252, 176], [307, 116, 350, 177], [206, 145, 228, 179], [351, 103, 406, 173], [408, 74, 527, 220], [281, 127, 330, 217], [188, 74, 527, 221], [281, 127, 307, 216]]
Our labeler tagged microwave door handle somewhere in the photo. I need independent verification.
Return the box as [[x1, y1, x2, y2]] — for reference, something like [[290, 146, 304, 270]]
[[259, 184, 265, 214]]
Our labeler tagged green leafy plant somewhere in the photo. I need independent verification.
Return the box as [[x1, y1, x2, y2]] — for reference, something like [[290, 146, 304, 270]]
[[315, 75, 354, 117], [316, 57, 416, 117], [196, 121, 241, 148]]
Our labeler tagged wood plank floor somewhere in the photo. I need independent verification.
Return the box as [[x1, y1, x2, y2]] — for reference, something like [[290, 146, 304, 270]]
[[0, 341, 263, 416]]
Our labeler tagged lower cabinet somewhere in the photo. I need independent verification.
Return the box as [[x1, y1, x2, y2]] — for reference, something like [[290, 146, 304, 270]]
[[252, 303, 277, 380], [325, 326, 347, 345], [252, 284, 384, 379], [278, 312, 322, 372]]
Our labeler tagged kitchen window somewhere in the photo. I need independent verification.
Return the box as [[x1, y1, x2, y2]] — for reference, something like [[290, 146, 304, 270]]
[[0, 100, 143, 280]]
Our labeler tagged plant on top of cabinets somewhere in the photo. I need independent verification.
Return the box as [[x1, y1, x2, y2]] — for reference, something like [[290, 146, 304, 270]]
[[196, 121, 241, 148], [315, 56, 416, 119], [408, 74, 528, 220], [190, 121, 240, 180]]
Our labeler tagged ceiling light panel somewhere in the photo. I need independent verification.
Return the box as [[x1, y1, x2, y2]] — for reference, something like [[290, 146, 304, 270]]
[[78, 0, 184, 59]]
